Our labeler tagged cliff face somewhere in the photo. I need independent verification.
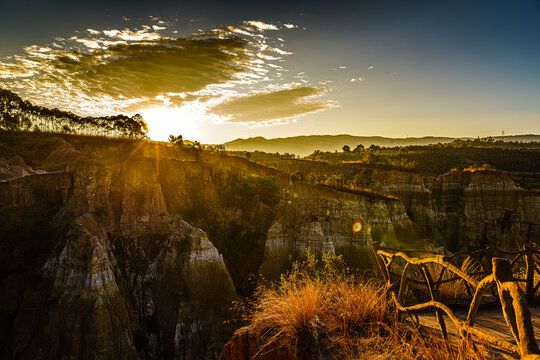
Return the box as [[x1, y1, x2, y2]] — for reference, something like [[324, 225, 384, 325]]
[[269, 160, 433, 217], [0, 155, 46, 180], [3, 134, 540, 359], [0, 157, 238, 359], [418, 170, 540, 251], [259, 182, 418, 279], [265, 159, 540, 253]]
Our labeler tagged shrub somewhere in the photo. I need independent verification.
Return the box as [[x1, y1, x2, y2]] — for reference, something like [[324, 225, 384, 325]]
[[221, 175, 281, 208], [240, 250, 493, 359]]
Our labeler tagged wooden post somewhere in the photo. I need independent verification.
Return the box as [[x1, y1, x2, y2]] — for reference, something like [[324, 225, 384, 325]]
[[397, 263, 411, 304], [525, 245, 535, 304], [493, 257, 540, 358], [466, 275, 494, 327], [421, 265, 449, 343], [371, 242, 389, 282]]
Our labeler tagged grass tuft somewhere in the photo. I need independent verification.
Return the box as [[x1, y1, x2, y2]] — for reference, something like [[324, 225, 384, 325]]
[[241, 250, 495, 359]]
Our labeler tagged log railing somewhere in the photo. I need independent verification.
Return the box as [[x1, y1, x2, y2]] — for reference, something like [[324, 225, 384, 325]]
[[371, 242, 540, 359]]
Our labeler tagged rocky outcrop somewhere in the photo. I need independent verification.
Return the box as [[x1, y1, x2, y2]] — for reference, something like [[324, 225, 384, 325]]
[[0, 170, 69, 208], [4, 133, 540, 359], [419, 170, 540, 251], [259, 182, 418, 279], [264, 158, 540, 253], [269, 160, 433, 218], [0, 155, 46, 181], [44, 138, 83, 164], [0, 157, 238, 359], [38, 214, 138, 359]]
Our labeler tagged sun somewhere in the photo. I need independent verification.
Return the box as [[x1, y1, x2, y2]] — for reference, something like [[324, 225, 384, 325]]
[[139, 106, 201, 142]]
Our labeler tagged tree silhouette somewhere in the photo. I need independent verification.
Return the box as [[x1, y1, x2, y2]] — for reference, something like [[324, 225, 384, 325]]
[[353, 144, 364, 152], [168, 134, 183, 145], [0, 88, 149, 139]]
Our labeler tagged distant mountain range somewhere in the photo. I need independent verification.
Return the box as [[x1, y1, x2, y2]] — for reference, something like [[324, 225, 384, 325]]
[[224, 134, 540, 156]]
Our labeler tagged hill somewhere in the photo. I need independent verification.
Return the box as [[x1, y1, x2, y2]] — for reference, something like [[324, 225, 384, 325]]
[[224, 134, 540, 156]]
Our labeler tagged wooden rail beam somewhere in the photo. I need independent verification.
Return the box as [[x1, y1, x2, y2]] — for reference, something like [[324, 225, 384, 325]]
[[493, 258, 540, 358], [466, 274, 494, 327], [376, 250, 480, 288], [390, 293, 520, 355], [525, 245, 535, 303], [372, 244, 540, 359]]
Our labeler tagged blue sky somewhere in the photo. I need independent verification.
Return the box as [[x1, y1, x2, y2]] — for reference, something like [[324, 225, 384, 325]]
[[1, 0, 539, 142]]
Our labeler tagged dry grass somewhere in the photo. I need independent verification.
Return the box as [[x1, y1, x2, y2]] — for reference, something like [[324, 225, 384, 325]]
[[248, 279, 325, 357], [243, 253, 495, 360]]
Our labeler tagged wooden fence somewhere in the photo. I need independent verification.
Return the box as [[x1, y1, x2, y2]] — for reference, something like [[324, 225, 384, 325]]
[[371, 242, 540, 359]]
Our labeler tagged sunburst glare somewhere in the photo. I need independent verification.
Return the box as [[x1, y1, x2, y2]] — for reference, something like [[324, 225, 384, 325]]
[[140, 105, 207, 141]]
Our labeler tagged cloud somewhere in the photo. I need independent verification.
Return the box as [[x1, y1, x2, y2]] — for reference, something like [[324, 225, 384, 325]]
[[245, 21, 279, 31], [211, 86, 334, 124], [1, 36, 254, 113], [0, 19, 335, 127]]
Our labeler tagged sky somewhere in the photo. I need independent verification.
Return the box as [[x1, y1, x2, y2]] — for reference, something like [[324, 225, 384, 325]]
[[1, 0, 539, 143]]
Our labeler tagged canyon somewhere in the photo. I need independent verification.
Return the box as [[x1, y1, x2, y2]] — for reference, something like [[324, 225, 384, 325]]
[[1, 133, 539, 359]]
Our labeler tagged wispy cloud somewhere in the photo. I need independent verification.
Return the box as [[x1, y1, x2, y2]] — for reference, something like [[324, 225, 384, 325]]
[[350, 77, 365, 82], [0, 18, 334, 127]]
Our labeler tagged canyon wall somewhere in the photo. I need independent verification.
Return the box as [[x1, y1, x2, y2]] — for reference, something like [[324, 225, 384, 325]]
[[270, 159, 540, 252], [0, 156, 242, 359], [259, 182, 418, 279], [2, 136, 540, 359], [419, 170, 540, 251]]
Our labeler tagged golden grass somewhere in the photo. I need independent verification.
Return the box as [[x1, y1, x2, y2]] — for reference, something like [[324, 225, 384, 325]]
[[248, 279, 326, 356], [243, 260, 494, 360]]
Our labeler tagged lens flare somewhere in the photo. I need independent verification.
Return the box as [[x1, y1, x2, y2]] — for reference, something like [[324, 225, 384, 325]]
[[352, 221, 362, 233]]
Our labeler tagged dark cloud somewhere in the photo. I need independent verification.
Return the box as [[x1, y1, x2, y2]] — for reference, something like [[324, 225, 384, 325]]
[[63, 37, 252, 98], [212, 86, 334, 123], [0, 32, 256, 113]]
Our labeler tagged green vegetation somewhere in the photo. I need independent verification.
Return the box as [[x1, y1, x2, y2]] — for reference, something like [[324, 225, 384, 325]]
[[0, 88, 148, 139], [221, 174, 281, 208], [168, 134, 183, 145], [232, 138, 540, 190], [306, 138, 540, 174]]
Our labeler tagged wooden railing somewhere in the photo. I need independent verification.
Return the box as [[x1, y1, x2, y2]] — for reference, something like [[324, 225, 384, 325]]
[[371, 242, 540, 359]]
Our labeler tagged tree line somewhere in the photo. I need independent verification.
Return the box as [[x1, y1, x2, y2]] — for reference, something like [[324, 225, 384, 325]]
[[0, 88, 148, 139]]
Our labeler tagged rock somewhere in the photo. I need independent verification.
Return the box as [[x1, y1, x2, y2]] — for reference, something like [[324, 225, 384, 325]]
[[0, 170, 69, 208], [38, 214, 138, 359], [268, 159, 540, 253], [424, 170, 540, 251], [259, 182, 418, 279], [222, 327, 311, 360], [1, 156, 239, 359], [3, 135, 540, 359], [0, 155, 41, 180], [45, 138, 84, 164]]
